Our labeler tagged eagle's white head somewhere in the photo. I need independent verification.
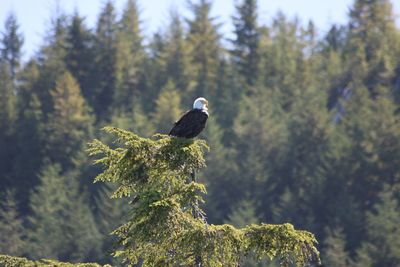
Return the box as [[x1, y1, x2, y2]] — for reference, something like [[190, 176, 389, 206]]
[[193, 97, 208, 111]]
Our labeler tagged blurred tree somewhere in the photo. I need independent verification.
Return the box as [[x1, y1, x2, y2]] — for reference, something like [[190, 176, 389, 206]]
[[340, 86, 400, 209], [231, 0, 260, 88], [187, 0, 221, 98], [357, 187, 400, 267], [234, 89, 288, 221], [0, 190, 25, 256], [140, 32, 168, 113], [330, 83, 400, 251], [346, 0, 400, 97], [0, 63, 17, 193], [164, 10, 196, 105], [226, 198, 260, 228], [203, 117, 239, 223], [0, 12, 23, 84], [46, 72, 93, 169], [65, 12, 95, 110], [131, 99, 155, 137], [303, 20, 317, 57], [322, 228, 350, 267], [319, 25, 347, 109], [93, 1, 118, 119], [12, 62, 45, 212], [28, 164, 101, 262], [212, 60, 243, 144], [153, 80, 182, 134], [272, 87, 333, 231], [350, 244, 374, 267], [114, 0, 145, 112], [261, 13, 309, 110], [35, 12, 69, 115], [0, 62, 16, 134]]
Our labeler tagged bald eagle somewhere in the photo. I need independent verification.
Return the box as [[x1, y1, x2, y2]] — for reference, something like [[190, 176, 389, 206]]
[[169, 97, 209, 138]]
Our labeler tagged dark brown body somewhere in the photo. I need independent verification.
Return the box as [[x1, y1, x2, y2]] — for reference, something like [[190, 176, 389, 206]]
[[169, 109, 208, 138]]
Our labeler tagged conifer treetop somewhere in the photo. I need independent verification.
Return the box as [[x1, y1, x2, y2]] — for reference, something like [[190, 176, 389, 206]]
[[88, 127, 320, 266]]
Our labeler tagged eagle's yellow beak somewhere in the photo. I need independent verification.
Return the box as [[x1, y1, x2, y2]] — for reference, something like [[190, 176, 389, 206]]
[[203, 99, 208, 107]]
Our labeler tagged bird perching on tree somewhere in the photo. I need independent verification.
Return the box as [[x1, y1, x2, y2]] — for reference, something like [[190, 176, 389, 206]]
[[169, 97, 209, 138], [88, 124, 320, 266], [169, 98, 210, 266], [88, 92, 319, 267]]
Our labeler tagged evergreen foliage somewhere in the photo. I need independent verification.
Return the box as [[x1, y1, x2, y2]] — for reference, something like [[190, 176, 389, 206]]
[[232, 0, 260, 87], [0, 12, 23, 82], [1, 0, 400, 265], [65, 12, 95, 106], [46, 71, 93, 168], [0, 62, 16, 133], [0, 62, 17, 192], [0, 191, 25, 256], [187, 0, 221, 98], [88, 127, 319, 266], [322, 228, 350, 267], [0, 255, 110, 267], [93, 1, 118, 119], [28, 164, 101, 262], [153, 80, 183, 134], [114, 0, 144, 111], [165, 10, 196, 104]]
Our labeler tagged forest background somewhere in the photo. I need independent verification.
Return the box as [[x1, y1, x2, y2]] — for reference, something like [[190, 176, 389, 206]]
[[1, 0, 400, 266]]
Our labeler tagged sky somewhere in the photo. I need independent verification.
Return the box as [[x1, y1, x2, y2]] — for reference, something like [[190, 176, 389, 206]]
[[0, 0, 399, 61]]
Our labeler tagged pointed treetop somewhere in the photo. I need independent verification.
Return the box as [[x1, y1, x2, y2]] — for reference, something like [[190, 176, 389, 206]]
[[1, 12, 23, 80]]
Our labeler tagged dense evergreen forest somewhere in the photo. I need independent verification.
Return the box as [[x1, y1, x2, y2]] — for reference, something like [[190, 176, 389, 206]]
[[1, 0, 400, 266]]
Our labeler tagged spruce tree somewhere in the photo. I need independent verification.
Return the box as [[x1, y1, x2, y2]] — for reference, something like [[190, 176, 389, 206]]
[[11, 61, 45, 211], [114, 0, 145, 112], [322, 228, 350, 267], [360, 187, 400, 266], [0, 62, 17, 193], [164, 10, 196, 105], [0, 62, 16, 134], [0, 190, 25, 256], [35, 12, 69, 115], [88, 127, 320, 266], [319, 25, 347, 109], [65, 12, 95, 108], [152, 80, 182, 135], [46, 71, 93, 169], [261, 13, 310, 110], [233, 89, 288, 220], [131, 99, 155, 137], [202, 117, 239, 222], [231, 0, 260, 87], [226, 198, 260, 228], [108, 99, 154, 139], [339, 85, 400, 210], [28, 164, 101, 262], [140, 32, 168, 112], [213, 59, 243, 138], [93, 1, 118, 119], [187, 0, 221, 98], [329, 82, 400, 251], [0, 12, 23, 83], [346, 0, 400, 97], [273, 86, 333, 231]]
